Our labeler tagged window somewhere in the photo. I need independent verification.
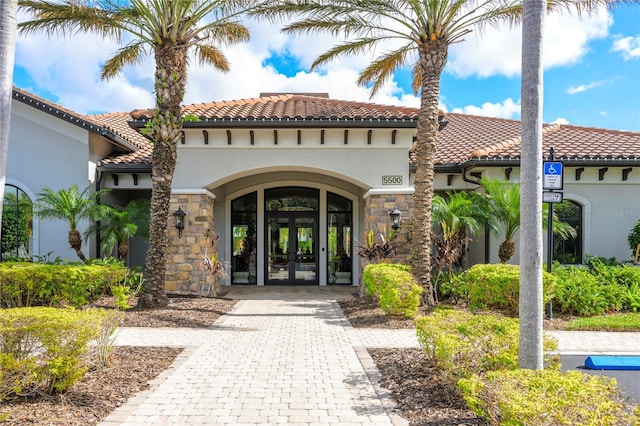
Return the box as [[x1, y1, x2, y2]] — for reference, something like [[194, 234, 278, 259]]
[[327, 192, 352, 284], [1, 185, 33, 261], [552, 200, 582, 264], [231, 192, 257, 283]]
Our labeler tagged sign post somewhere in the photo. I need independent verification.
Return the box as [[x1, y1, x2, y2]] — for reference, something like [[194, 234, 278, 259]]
[[543, 147, 563, 319]]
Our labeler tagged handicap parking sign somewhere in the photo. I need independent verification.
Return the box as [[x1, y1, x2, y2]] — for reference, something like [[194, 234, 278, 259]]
[[543, 161, 563, 190]]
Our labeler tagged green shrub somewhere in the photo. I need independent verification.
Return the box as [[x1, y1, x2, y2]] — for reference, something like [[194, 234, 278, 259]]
[[465, 264, 556, 315], [362, 263, 422, 318], [415, 309, 557, 379], [459, 369, 639, 426], [0, 307, 119, 398], [0, 262, 127, 308], [553, 264, 627, 315], [434, 271, 468, 303]]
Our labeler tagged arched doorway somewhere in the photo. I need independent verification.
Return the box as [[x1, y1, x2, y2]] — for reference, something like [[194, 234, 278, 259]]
[[229, 185, 355, 285]]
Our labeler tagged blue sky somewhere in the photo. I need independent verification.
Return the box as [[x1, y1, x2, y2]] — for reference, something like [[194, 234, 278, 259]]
[[13, 5, 640, 132]]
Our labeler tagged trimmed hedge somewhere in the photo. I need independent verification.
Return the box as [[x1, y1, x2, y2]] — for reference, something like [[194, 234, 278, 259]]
[[465, 264, 556, 315], [0, 262, 127, 308], [0, 307, 122, 398], [459, 369, 640, 425], [416, 309, 557, 379], [362, 263, 422, 318]]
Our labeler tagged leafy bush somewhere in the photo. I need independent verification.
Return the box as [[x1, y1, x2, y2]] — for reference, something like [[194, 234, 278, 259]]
[[0, 307, 121, 398], [415, 309, 557, 379], [362, 263, 422, 318], [465, 264, 556, 315], [0, 262, 127, 308], [434, 271, 468, 303], [459, 369, 639, 426], [553, 264, 628, 315]]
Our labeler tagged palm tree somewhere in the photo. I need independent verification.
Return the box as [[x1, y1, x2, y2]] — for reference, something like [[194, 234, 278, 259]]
[[0, 0, 18, 224], [475, 177, 576, 264], [34, 185, 107, 263], [250, 0, 628, 306], [431, 191, 483, 275], [19, 0, 254, 307], [86, 199, 150, 262], [519, 0, 546, 369]]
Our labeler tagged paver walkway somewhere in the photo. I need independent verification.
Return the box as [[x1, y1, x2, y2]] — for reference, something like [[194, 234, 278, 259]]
[[100, 288, 640, 425], [101, 296, 417, 425]]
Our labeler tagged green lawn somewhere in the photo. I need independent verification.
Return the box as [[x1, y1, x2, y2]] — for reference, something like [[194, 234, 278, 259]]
[[565, 312, 640, 331]]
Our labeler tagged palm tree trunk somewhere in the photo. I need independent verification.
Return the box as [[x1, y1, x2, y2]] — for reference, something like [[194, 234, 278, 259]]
[[68, 229, 88, 263], [519, 0, 546, 370], [412, 40, 448, 306], [0, 0, 18, 223], [138, 43, 187, 309]]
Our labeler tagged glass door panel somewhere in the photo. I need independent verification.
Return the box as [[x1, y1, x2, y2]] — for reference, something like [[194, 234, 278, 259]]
[[294, 217, 316, 282], [267, 216, 290, 282], [266, 213, 317, 284]]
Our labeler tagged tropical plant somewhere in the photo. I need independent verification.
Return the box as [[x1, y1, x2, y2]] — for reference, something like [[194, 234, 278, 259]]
[[250, 0, 625, 305], [628, 219, 640, 257], [0, 0, 18, 226], [474, 177, 576, 263], [431, 191, 483, 277], [85, 199, 150, 262], [34, 185, 108, 263], [19, 0, 255, 307]]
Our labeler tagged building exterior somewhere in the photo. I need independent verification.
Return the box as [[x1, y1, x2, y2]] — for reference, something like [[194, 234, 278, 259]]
[[4, 88, 640, 294]]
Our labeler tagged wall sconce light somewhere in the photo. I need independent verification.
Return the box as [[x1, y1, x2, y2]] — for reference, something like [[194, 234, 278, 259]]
[[390, 208, 402, 230], [173, 206, 186, 238]]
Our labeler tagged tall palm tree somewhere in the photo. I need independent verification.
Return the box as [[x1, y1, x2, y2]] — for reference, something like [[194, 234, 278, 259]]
[[251, 0, 628, 305], [19, 0, 254, 307], [0, 0, 18, 224], [519, 0, 546, 369], [34, 185, 106, 263], [86, 199, 150, 262]]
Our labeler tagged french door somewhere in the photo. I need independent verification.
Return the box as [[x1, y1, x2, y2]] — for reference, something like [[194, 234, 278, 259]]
[[266, 212, 318, 284]]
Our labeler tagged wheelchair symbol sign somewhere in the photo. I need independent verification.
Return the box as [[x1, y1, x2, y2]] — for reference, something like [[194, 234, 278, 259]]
[[543, 161, 563, 190]]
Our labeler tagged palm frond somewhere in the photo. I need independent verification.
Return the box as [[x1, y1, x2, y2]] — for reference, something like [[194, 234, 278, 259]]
[[101, 41, 147, 79], [356, 44, 414, 97], [194, 45, 230, 72]]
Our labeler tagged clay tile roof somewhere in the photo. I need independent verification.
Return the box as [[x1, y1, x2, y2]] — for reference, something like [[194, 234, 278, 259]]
[[90, 111, 153, 166], [430, 113, 640, 166], [175, 93, 419, 122]]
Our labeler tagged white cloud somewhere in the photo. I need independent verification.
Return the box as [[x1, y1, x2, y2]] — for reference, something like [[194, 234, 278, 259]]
[[451, 98, 521, 119], [446, 9, 612, 78], [611, 35, 640, 60], [566, 80, 607, 95], [551, 117, 570, 125]]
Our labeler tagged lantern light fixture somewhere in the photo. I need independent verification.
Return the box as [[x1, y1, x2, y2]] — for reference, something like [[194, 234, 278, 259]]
[[173, 206, 186, 238], [390, 208, 402, 230]]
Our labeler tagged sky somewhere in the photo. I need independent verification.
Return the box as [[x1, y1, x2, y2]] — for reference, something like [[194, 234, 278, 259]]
[[12, 5, 640, 132]]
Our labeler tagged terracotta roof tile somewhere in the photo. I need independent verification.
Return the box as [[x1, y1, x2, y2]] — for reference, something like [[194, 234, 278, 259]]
[[129, 94, 421, 122]]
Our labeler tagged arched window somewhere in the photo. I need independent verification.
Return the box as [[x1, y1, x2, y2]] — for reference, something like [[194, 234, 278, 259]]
[[1, 185, 33, 261], [553, 200, 582, 264]]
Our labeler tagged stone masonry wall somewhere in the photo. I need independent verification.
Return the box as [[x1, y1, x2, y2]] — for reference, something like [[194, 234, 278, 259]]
[[363, 193, 412, 264], [164, 193, 217, 295]]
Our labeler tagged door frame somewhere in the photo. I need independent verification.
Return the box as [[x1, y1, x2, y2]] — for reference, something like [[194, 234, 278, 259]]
[[265, 211, 319, 285]]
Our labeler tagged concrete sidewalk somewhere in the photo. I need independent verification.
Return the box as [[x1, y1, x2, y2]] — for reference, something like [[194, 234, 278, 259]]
[[100, 290, 640, 425]]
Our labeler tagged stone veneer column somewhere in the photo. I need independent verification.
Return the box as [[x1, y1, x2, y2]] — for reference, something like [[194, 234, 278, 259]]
[[363, 193, 413, 264], [164, 191, 216, 295]]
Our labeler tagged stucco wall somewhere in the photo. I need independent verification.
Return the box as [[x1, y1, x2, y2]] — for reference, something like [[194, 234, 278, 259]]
[[8, 101, 93, 262]]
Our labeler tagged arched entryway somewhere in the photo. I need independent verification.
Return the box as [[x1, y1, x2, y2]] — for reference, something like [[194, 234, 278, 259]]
[[229, 185, 354, 286]]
